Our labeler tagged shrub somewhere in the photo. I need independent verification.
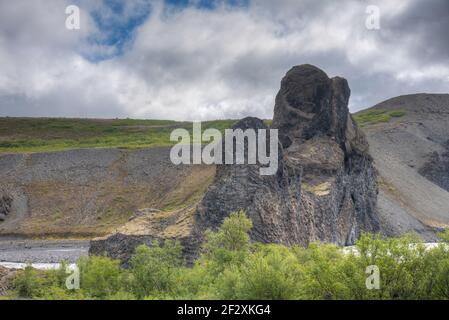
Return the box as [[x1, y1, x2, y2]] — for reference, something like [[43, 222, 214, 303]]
[[231, 244, 303, 300], [129, 240, 184, 299], [77, 256, 122, 299], [201, 210, 253, 275], [12, 265, 43, 298], [294, 243, 357, 299]]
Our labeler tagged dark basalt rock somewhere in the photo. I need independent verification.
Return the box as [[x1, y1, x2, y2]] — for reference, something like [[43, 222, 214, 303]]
[[0, 266, 15, 296], [193, 117, 303, 246], [419, 140, 449, 192], [194, 64, 379, 250], [89, 233, 198, 267], [0, 190, 12, 222]]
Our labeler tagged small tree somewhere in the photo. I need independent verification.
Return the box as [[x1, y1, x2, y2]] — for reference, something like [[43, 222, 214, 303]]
[[129, 240, 183, 299], [201, 210, 253, 274], [77, 256, 122, 299], [13, 264, 43, 298]]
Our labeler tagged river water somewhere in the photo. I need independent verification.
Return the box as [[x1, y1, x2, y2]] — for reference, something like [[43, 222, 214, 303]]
[[0, 239, 89, 270]]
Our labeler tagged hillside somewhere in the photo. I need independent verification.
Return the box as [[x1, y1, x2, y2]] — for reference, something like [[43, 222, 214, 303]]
[[0, 147, 215, 237], [354, 94, 449, 240], [0, 118, 238, 153], [0, 118, 245, 237], [0, 118, 240, 237]]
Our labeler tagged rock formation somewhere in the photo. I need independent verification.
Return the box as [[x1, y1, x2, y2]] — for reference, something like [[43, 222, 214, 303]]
[[0, 189, 12, 222], [194, 64, 379, 248], [0, 266, 15, 296], [90, 64, 380, 264], [419, 140, 449, 193]]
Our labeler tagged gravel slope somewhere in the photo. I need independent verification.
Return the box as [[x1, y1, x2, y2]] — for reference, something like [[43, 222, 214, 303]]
[[360, 94, 449, 240], [0, 147, 213, 237]]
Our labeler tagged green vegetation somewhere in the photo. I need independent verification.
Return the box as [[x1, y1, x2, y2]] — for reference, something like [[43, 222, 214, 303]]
[[353, 109, 406, 127], [8, 211, 449, 300], [0, 117, 238, 153], [389, 110, 407, 118]]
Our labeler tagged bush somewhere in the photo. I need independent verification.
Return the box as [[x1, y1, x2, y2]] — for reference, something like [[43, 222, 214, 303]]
[[201, 210, 253, 275], [12, 265, 43, 298], [77, 256, 122, 299], [129, 240, 183, 299], [230, 244, 302, 300]]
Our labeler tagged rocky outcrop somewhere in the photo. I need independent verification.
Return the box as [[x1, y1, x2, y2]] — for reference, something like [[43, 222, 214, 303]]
[[91, 64, 380, 264], [194, 64, 379, 249], [419, 140, 449, 193], [0, 266, 15, 296], [0, 189, 12, 222], [193, 116, 303, 246], [90, 233, 198, 267]]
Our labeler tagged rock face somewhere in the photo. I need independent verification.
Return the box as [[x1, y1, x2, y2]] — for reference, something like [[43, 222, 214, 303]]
[[90, 233, 198, 267], [0, 189, 12, 222], [194, 64, 379, 248], [419, 140, 449, 193], [0, 266, 15, 296]]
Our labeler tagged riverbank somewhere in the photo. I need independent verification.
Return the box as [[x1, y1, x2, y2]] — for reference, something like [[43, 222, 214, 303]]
[[0, 239, 89, 265]]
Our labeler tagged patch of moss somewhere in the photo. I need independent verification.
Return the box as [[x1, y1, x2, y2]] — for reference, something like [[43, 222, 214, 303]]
[[389, 110, 407, 118], [302, 182, 331, 196], [353, 109, 406, 127]]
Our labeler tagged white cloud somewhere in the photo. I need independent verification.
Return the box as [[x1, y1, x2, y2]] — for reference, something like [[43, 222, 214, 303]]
[[0, 0, 448, 120]]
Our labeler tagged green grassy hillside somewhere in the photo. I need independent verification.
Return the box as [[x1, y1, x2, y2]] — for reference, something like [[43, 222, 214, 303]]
[[0, 118, 239, 153], [353, 109, 406, 127]]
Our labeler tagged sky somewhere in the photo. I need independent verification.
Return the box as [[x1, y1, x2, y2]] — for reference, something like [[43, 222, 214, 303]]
[[0, 0, 448, 120]]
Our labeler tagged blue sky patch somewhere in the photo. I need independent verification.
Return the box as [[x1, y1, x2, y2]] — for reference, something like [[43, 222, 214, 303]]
[[83, 0, 249, 62], [84, 0, 152, 61], [166, 0, 249, 9]]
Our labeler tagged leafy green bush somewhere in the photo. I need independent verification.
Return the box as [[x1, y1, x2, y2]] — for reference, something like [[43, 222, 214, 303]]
[[129, 240, 183, 299], [201, 210, 253, 275], [77, 256, 123, 299], [12, 265, 43, 298], [230, 244, 303, 299]]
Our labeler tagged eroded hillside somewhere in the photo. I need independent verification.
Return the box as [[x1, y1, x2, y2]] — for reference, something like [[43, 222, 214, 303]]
[[0, 147, 214, 237], [355, 94, 449, 240]]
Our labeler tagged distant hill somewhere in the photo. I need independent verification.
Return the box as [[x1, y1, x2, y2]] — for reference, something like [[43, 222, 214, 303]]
[[355, 94, 449, 240]]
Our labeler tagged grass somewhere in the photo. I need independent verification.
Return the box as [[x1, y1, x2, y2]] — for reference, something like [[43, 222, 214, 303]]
[[0, 118, 240, 153], [353, 109, 406, 127]]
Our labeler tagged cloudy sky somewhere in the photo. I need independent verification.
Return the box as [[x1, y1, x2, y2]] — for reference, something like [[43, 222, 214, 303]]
[[0, 0, 448, 120]]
